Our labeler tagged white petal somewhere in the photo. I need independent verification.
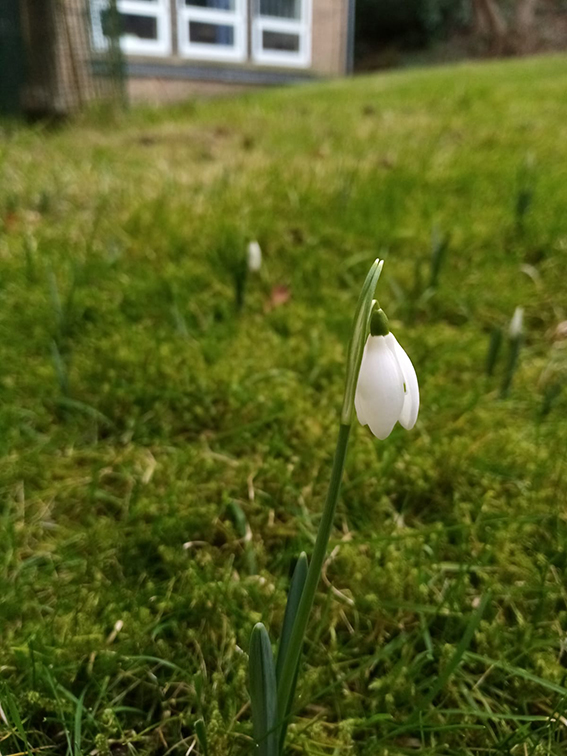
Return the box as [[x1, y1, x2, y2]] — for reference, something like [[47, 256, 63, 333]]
[[509, 306, 524, 338], [355, 335, 405, 439], [386, 333, 419, 430], [247, 241, 262, 272]]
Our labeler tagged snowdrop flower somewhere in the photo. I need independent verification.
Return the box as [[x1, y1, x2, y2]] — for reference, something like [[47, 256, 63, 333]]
[[355, 307, 419, 440], [247, 240, 262, 272], [509, 306, 524, 339]]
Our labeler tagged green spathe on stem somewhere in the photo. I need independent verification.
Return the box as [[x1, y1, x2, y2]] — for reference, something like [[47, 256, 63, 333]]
[[276, 259, 384, 736], [340, 259, 384, 426], [370, 306, 390, 337]]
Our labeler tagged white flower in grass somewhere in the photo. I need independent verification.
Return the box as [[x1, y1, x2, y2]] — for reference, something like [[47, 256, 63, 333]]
[[509, 306, 524, 339], [355, 308, 419, 440], [247, 240, 262, 272]]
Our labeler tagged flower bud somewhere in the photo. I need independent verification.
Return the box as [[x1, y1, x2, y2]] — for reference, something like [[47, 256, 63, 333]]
[[247, 241, 262, 272]]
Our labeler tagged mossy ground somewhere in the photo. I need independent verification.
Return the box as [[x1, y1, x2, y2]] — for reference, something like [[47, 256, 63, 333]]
[[1, 54, 567, 755]]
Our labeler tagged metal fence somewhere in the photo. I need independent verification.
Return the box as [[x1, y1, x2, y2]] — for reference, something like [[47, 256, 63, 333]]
[[0, 0, 125, 117]]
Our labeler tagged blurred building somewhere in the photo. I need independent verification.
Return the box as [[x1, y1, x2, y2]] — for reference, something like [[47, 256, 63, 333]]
[[0, 0, 355, 114]]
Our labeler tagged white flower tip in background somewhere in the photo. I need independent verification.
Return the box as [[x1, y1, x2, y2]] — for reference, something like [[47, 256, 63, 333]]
[[509, 306, 524, 339], [355, 333, 419, 440], [247, 240, 262, 272]]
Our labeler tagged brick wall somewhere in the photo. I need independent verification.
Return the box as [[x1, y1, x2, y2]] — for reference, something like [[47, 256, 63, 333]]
[[127, 77, 253, 103], [311, 0, 348, 76]]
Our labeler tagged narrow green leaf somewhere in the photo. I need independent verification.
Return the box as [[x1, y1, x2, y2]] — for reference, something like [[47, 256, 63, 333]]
[[501, 336, 522, 398], [464, 652, 567, 696], [47, 267, 63, 325], [195, 718, 208, 756], [485, 327, 503, 377], [2, 688, 31, 755], [249, 622, 278, 756], [540, 380, 563, 418], [276, 423, 351, 740], [227, 500, 248, 538], [385, 594, 490, 742], [73, 688, 86, 756], [341, 258, 384, 424], [418, 592, 490, 713], [227, 501, 257, 575], [275, 553, 308, 753], [43, 667, 73, 756], [275, 553, 308, 684], [51, 339, 70, 396], [429, 226, 450, 288]]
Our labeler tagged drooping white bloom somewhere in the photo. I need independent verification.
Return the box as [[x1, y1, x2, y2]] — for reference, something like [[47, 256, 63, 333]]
[[509, 306, 524, 339], [355, 333, 419, 440], [247, 241, 262, 272]]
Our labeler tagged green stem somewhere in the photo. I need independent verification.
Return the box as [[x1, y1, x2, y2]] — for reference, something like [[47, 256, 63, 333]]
[[274, 259, 384, 747], [501, 335, 522, 398], [276, 422, 351, 729]]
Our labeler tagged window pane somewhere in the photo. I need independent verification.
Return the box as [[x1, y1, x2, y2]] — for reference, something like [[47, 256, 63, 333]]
[[189, 21, 235, 45], [185, 0, 235, 9], [259, 0, 299, 19], [262, 30, 299, 51], [101, 10, 158, 40], [123, 14, 158, 39]]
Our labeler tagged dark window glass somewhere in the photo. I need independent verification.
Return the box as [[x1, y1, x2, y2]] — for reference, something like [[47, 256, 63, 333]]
[[262, 30, 299, 51], [189, 21, 234, 45], [259, 0, 299, 19], [185, 0, 235, 9], [102, 11, 158, 40], [122, 14, 157, 39]]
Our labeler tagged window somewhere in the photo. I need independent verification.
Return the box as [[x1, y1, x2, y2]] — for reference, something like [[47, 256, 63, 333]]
[[177, 0, 247, 61], [90, 0, 171, 56], [90, 0, 312, 67], [252, 0, 310, 67]]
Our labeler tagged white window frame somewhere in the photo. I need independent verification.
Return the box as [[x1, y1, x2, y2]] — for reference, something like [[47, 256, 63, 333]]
[[252, 0, 311, 68], [90, 0, 171, 57], [177, 0, 247, 62]]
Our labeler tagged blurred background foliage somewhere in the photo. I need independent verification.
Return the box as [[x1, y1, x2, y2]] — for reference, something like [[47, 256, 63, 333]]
[[355, 0, 567, 68]]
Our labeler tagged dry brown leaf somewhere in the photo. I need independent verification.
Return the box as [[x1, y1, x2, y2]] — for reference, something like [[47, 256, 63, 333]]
[[265, 284, 291, 312]]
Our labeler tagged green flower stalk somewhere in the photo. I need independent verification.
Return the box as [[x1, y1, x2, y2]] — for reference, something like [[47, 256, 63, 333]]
[[248, 259, 420, 755]]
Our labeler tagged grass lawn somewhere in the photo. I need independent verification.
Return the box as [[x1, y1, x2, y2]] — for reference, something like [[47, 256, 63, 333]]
[[1, 53, 567, 755]]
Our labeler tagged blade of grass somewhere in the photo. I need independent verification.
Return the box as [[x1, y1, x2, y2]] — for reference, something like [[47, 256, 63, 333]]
[[194, 718, 208, 756], [464, 652, 567, 696], [73, 688, 86, 756], [43, 667, 73, 756], [385, 592, 490, 740], [2, 688, 31, 755], [417, 593, 490, 711]]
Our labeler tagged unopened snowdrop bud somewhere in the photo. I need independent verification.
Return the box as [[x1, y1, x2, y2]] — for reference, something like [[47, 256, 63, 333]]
[[501, 306, 524, 398], [509, 306, 524, 339], [355, 307, 419, 440], [247, 240, 262, 272]]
